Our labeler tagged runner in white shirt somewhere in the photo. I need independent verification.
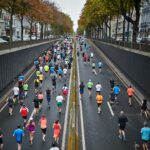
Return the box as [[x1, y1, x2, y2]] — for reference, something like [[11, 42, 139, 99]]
[[95, 82, 102, 94], [13, 86, 19, 103], [56, 93, 64, 113], [39, 66, 43, 73], [63, 68, 68, 78]]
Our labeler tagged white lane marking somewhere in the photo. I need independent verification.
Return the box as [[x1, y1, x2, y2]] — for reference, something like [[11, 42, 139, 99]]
[[61, 59, 73, 150], [0, 68, 35, 112], [77, 43, 86, 150], [28, 109, 35, 121], [107, 101, 114, 117], [0, 102, 8, 112]]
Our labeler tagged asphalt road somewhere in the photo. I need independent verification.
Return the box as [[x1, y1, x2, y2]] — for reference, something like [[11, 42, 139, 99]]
[[0, 66, 69, 150], [77, 40, 149, 150], [0, 38, 149, 150]]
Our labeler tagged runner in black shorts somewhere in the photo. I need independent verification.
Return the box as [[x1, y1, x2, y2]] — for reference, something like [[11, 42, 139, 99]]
[[118, 111, 128, 141], [0, 128, 3, 150]]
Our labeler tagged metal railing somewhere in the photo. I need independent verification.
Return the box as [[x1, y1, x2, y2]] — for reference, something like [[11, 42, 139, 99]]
[[0, 38, 56, 51], [92, 38, 150, 53]]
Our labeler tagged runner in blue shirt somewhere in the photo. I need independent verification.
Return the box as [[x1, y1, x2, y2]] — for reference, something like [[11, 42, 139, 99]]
[[13, 125, 25, 150], [58, 68, 63, 79], [141, 122, 150, 150], [113, 85, 120, 102]]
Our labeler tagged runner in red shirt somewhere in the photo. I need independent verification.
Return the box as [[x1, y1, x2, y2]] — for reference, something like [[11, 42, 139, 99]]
[[20, 104, 29, 129]]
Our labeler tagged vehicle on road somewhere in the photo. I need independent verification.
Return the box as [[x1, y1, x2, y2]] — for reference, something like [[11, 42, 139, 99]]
[[0, 37, 7, 43]]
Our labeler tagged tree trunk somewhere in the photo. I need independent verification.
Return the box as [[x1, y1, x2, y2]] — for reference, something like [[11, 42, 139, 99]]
[[20, 15, 24, 41], [122, 17, 125, 41], [40, 23, 43, 39], [9, 13, 13, 42], [109, 17, 111, 39], [29, 21, 33, 40], [35, 23, 37, 40], [132, 22, 139, 43], [115, 16, 119, 40]]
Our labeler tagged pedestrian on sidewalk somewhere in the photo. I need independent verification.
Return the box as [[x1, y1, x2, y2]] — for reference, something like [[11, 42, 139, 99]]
[[96, 93, 103, 114], [141, 99, 148, 119], [53, 120, 61, 144], [13, 125, 25, 150], [118, 111, 128, 141], [26, 118, 35, 146], [141, 122, 150, 150], [39, 115, 47, 142], [127, 85, 134, 106], [0, 128, 3, 150]]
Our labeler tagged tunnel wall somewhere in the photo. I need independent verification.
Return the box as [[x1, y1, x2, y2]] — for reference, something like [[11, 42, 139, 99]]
[[0, 40, 56, 94]]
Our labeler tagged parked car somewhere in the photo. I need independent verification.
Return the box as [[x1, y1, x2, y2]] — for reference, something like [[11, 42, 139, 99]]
[[0, 36, 10, 42], [23, 35, 30, 41], [0, 38, 7, 43], [12, 36, 21, 41], [136, 37, 142, 43], [140, 37, 150, 44]]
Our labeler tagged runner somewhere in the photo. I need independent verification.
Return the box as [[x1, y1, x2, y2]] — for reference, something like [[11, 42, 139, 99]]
[[13, 125, 25, 150], [26, 118, 35, 146], [118, 111, 128, 141], [141, 122, 150, 150], [34, 77, 40, 94], [52, 75, 57, 92], [63, 67, 68, 78], [23, 82, 29, 98], [7, 96, 14, 116], [141, 99, 148, 118], [20, 104, 29, 129], [39, 65, 43, 73], [96, 93, 103, 114], [83, 53, 87, 64], [52, 120, 61, 144], [39, 115, 47, 142], [45, 88, 51, 108], [50, 65, 56, 77], [98, 61, 103, 73], [0, 128, 3, 150], [87, 79, 94, 97], [127, 85, 134, 106], [57, 67, 63, 80], [109, 89, 115, 107], [62, 84, 68, 101], [90, 52, 94, 61], [110, 78, 115, 89], [44, 64, 49, 78], [95, 82, 102, 94], [13, 86, 19, 104], [38, 72, 44, 87], [113, 84, 120, 102], [49, 142, 59, 150], [91, 62, 97, 75], [37, 91, 44, 110], [33, 95, 39, 116], [79, 82, 85, 99], [56, 93, 64, 113]]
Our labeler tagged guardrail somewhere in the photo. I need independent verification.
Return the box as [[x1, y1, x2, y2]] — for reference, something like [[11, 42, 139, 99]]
[[92, 38, 150, 53], [0, 38, 56, 51]]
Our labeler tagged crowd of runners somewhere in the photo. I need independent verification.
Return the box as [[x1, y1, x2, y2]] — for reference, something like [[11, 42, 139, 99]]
[[0, 36, 150, 150], [77, 36, 150, 150], [0, 37, 73, 150]]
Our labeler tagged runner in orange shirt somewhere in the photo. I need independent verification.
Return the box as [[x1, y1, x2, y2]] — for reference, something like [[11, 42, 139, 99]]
[[96, 93, 103, 114], [39, 115, 47, 142], [127, 85, 134, 106]]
